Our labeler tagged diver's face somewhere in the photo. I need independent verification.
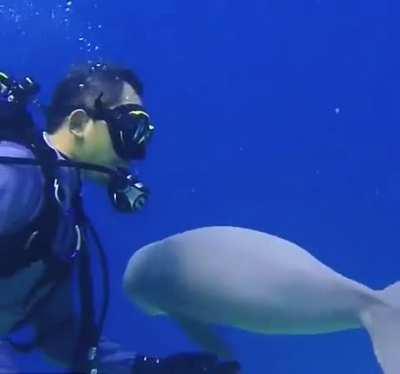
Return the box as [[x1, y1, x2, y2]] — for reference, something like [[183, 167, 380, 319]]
[[69, 82, 143, 183]]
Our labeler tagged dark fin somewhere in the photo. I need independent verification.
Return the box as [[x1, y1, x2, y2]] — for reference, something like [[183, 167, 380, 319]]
[[174, 315, 234, 360]]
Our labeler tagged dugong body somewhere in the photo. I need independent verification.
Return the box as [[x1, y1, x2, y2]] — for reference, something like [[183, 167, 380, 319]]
[[123, 226, 400, 373]]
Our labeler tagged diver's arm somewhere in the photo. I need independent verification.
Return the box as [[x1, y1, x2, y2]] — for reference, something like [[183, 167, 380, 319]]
[[0, 141, 44, 236], [97, 338, 241, 373], [96, 337, 138, 373]]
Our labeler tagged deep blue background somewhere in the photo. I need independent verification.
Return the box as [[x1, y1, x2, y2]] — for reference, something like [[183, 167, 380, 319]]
[[1, 0, 398, 372]]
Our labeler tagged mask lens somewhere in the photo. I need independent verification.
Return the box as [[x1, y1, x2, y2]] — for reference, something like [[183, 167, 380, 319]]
[[129, 112, 154, 145], [93, 96, 155, 161], [110, 105, 154, 160]]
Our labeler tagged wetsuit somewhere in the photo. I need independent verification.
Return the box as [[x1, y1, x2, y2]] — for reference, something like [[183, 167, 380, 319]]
[[0, 135, 137, 373]]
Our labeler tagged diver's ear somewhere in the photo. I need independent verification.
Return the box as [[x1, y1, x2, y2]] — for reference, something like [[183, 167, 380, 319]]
[[67, 109, 91, 138]]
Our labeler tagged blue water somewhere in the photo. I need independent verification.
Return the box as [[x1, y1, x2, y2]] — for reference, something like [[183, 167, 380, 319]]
[[1, 0, 398, 372]]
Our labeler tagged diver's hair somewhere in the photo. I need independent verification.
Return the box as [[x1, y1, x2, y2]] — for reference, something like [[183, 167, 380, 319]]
[[46, 63, 144, 134]]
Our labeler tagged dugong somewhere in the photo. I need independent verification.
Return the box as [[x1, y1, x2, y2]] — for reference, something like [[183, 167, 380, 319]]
[[123, 226, 400, 373]]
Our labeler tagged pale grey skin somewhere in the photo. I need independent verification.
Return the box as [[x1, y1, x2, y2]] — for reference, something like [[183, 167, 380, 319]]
[[123, 226, 379, 334], [123, 226, 399, 372]]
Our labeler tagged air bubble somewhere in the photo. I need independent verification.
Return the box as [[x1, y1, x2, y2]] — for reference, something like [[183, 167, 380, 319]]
[[0, 2, 104, 62]]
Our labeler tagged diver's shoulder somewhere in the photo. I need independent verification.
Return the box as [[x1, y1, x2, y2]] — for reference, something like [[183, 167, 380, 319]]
[[0, 140, 36, 158], [0, 140, 43, 182]]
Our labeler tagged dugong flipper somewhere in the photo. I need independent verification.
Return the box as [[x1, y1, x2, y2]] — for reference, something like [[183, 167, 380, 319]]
[[123, 226, 400, 373], [173, 315, 233, 359]]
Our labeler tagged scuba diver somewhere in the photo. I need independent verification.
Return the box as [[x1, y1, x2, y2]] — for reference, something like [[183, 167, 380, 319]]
[[0, 65, 241, 374]]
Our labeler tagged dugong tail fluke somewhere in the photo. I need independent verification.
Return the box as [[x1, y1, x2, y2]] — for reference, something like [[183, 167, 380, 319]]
[[123, 226, 400, 373], [360, 282, 400, 374]]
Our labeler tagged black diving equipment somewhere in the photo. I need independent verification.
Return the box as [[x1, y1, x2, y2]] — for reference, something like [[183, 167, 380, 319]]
[[94, 92, 155, 161], [132, 352, 242, 373], [0, 72, 40, 136], [0, 155, 149, 214], [0, 72, 39, 107], [108, 167, 149, 213]]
